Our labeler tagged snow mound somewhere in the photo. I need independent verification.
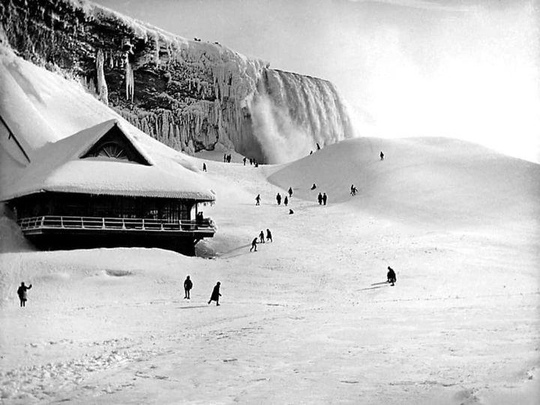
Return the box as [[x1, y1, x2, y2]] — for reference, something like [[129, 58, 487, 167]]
[[267, 137, 540, 226]]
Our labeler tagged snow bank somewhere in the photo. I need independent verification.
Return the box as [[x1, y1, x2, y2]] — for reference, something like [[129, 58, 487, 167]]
[[267, 137, 540, 226]]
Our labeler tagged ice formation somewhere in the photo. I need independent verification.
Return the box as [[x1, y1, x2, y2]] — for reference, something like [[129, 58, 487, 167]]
[[95, 49, 108, 105], [0, 0, 355, 163]]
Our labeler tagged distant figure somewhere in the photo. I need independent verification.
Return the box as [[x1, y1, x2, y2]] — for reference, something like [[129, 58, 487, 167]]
[[243, 157, 247, 165], [311, 183, 317, 190], [387, 266, 396, 286], [255, 194, 261, 205], [284, 196, 288, 206], [289, 209, 294, 215], [250, 238, 258, 252], [276, 193, 282, 205], [317, 142, 321, 150], [322, 193, 327, 205], [310, 151, 313, 155], [350, 184, 356, 196], [208, 282, 222, 306], [380, 151, 384, 160], [318, 192, 323, 205], [227, 154, 232, 163], [17, 282, 32, 307], [184, 276, 193, 299], [259, 230, 265, 244], [202, 163, 207, 172], [223, 153, 227, 162], [266, 229, 273, 243], [288, 187, 293, 198]]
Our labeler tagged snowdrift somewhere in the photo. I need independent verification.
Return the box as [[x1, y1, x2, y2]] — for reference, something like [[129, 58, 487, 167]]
[[268, 137, 540, 226]]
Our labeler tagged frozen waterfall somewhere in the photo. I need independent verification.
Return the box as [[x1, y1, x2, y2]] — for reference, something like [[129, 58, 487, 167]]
[[247, 69, 355, 164]]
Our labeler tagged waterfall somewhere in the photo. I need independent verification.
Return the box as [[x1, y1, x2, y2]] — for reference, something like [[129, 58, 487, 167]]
[[248, 69, 355, 164]]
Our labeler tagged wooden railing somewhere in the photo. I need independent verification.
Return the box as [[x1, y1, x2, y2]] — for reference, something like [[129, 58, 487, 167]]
[[17, 216, 215, 233]]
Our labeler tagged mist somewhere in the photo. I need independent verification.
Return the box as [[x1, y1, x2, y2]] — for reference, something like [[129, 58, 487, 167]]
[[249, 94, 314, 164]]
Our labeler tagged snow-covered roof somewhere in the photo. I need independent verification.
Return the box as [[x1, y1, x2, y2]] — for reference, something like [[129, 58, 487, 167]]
[[0, 119, 215, 202]]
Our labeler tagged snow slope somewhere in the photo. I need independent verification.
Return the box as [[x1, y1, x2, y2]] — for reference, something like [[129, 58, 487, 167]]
[[1, 46, 539, 405]]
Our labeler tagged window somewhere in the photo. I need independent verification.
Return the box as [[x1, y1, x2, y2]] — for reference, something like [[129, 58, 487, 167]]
[[94, 142, 129, 160]]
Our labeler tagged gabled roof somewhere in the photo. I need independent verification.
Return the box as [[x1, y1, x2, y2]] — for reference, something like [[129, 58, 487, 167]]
[[1, 119, 215, 202]]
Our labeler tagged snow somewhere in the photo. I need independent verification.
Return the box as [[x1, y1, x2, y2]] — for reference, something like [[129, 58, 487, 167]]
[[1, 39, 539, 405], [0, 119, 215, 201]]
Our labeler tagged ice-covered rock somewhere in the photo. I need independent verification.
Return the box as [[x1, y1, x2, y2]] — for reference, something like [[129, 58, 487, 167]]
[[0, 0, 355, 163]]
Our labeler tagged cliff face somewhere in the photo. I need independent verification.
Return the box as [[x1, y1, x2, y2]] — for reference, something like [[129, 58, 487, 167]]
[[0, 0, 355, 163]]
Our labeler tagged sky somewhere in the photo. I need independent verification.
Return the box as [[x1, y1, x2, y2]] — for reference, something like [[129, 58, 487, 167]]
[[91, 0, 540, 163]]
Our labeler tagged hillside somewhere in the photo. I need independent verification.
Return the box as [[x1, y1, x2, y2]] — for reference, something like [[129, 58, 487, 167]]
[[1, 138, 539, 402], [267, 137, 540, 226]]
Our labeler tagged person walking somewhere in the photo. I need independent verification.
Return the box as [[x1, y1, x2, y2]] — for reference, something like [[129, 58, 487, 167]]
[[208, 282, 222, 306], [288, 187, 293, 198], [243, 157, 247, 165], [380, 151, 384, 160], [259, 230, 265, 243], [250, 237, 258, 252], [387, 266, 397, 286], [322, 193, 327, 205], [17, 282, 32, 307], [255, 194, 261, 205], [276, 193, 282, 205], [202, 163, 207, 172], [318, 192, 323, 205], [284, 196, 288, 206], [266, 229, 273, 243], [184, 276, 193, 299]]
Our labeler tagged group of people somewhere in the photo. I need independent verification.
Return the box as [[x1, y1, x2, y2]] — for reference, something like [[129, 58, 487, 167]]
[[275, 187, 293, 206], [16, 264, 396, 310], [223, 154, 233, 163], [310, 184, 328, 205], [251, 229, 273, 252], [184, 276, 222, 306], [243, 157, 259, 166], [259, 186, 328, 207], [317, 192, 328, 205]]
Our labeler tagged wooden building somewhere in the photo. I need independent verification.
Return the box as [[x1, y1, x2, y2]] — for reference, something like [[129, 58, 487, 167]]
[[1, 119, 216, 255]]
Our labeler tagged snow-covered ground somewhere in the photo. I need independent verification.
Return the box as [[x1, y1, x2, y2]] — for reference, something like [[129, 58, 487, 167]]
[[1, 47, 539, 404], [1, 139, 539, 404]]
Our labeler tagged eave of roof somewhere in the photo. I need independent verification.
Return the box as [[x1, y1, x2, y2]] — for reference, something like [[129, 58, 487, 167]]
[[1, 120, 215, 202]]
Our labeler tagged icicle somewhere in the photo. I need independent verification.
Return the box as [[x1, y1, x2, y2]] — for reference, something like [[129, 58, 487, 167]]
[[124, 43, 135, 102], [96, 49, 109, 105]]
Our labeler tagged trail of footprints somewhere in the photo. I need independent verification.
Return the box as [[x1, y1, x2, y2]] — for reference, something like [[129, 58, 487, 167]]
[[0, 337, 164, 402]]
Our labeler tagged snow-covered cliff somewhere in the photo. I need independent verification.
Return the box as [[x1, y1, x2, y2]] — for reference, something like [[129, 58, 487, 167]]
[[0, 0, 355, 163]]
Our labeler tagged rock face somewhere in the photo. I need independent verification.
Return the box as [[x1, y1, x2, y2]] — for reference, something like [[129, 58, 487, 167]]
[[0, 0, 355, 163]]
